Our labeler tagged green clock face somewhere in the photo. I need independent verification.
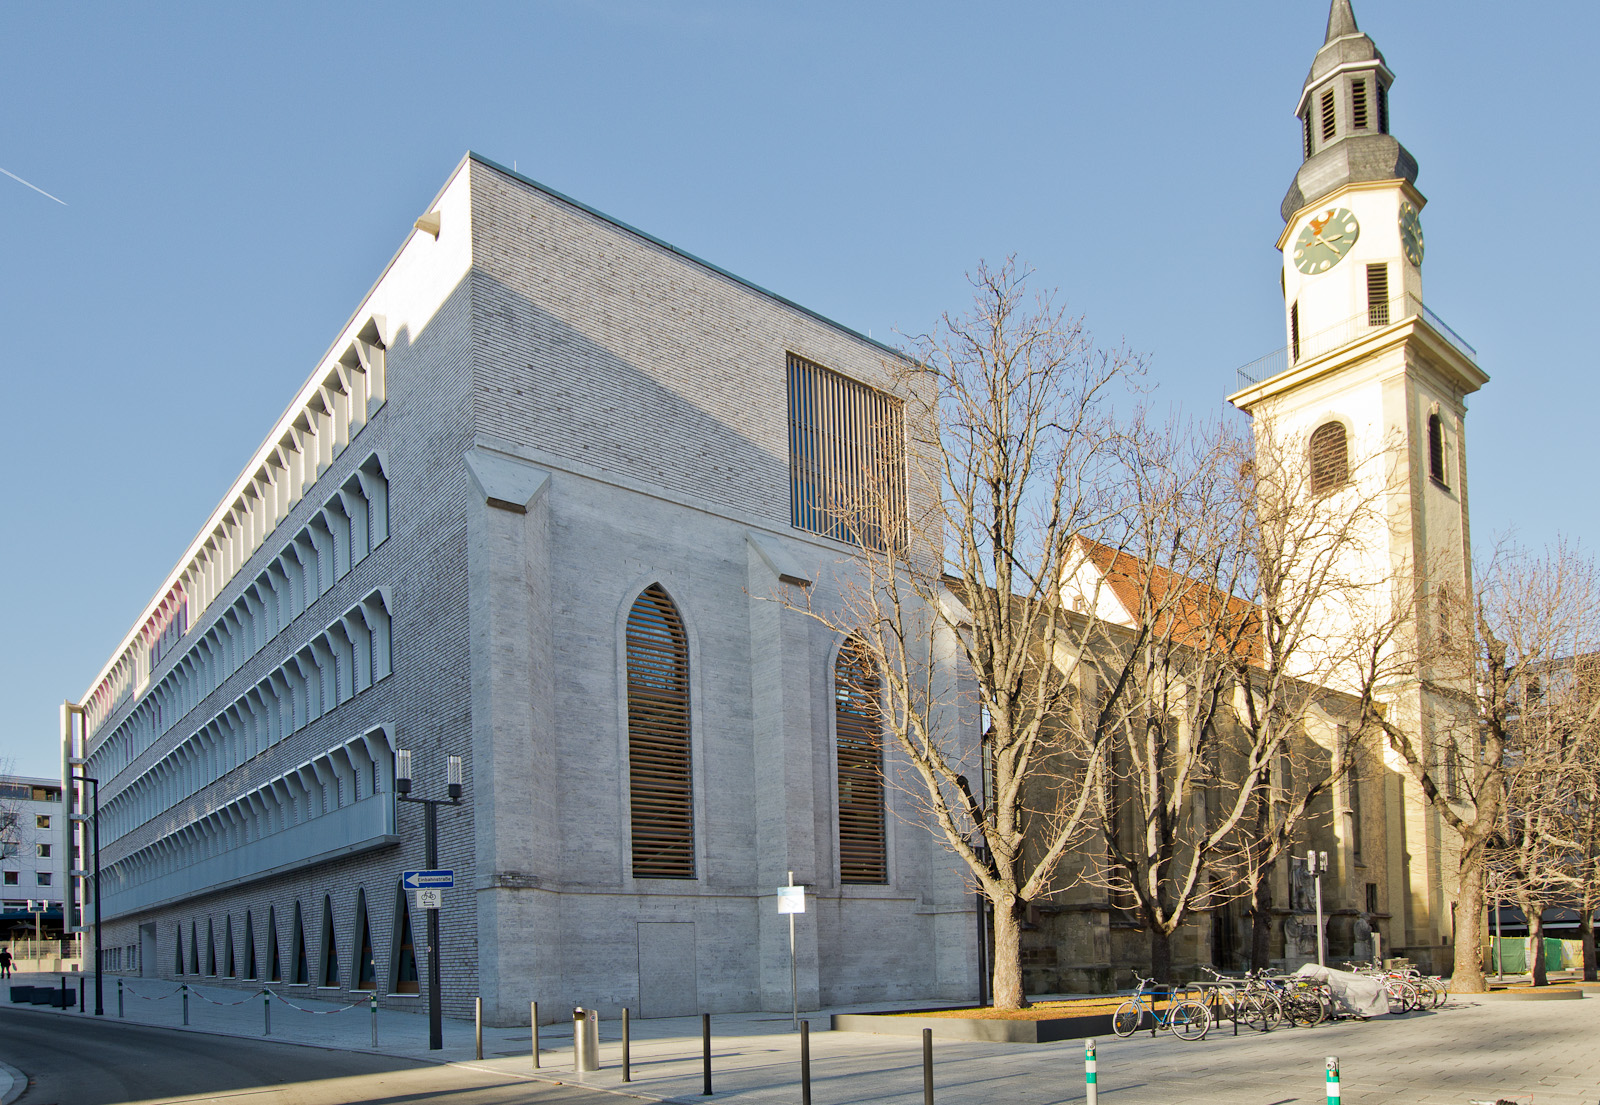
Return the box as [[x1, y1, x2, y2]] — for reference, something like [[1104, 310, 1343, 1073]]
[[1292, 207, 1360, 274], [1399, 202, 1425, 267]]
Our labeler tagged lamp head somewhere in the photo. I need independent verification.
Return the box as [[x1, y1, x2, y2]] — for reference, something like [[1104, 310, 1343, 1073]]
[[395, 749, 413, 795], [447, 755, 463, 801]]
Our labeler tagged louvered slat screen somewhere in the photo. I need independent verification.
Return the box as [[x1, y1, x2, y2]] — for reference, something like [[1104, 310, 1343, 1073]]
[[627, 585, 695, 879], [787, 354, 906, 551], [1351, 80, 1369, 130], [836, 638, 887, 884], [1321, 89, 1337, 141], [1309, 421, 1349, 495], [1366, 264, 1389, 326], [1290, 301, 1301, 363]]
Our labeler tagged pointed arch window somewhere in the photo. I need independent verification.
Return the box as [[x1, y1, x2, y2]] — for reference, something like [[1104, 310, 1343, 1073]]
[[243, 912, 257, 980], [353, 890, 377, 992], [627, 585, 695, 879], [836, 637, 887, 884], [291, 903, 309, 985], [320, 896, 340, 988], [391, 883, 420, 994], [1428, 411, 1450, 488], [206, 919, 217, 976], [267, 907, 282, 983], [223, 915, 236, 977], [175, 927, 185, 975], [189, 921, 200, 975], [1309, 421, 1349, 495]]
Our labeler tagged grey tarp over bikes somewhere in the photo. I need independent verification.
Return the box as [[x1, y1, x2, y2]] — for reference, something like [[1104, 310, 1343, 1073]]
[[1294, 963, 1391, 1017]]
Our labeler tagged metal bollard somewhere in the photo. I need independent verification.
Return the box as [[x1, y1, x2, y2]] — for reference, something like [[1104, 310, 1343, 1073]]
[[622, 1007, 631, 1082], [118, 977, 124, 1018], [1085, 1037, 1098, 1105], [372, 995, 379, 1049], [264, 994, 271, 1036], [532, 1001, 540, 1069], [78, 977, 85, 1012], [59, 976, 67, 1010], [1326, 1056, 1340, 1105], [182, 984, 189, 1026], [701, 1013, 712, 1096], [475, 997, 483, 1060], [922, 1027, 934, 1105], [800, 1020, 811, 1105]]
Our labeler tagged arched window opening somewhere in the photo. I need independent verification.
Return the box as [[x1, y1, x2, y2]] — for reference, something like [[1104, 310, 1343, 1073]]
[[836, 637, 888, 884], [1309, 421, 1349, 494], [319, 896, 340, 988], [626, 585, 695, 879], [291, 903, 308, 985], [189, 921, 200, 976], [353, 890, 377, 992], [266, 907, 282, 983], [1428, 412, 1448, 486], [223, 915, 235, 978], [175, 927, 185, 976], [243, 912, 257, 980], [391, 883, 420, 995], [205, 919, 217, 976]]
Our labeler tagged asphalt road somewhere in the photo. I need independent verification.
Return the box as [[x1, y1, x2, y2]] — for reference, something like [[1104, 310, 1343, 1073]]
[[0, 1007, 614, 1105]]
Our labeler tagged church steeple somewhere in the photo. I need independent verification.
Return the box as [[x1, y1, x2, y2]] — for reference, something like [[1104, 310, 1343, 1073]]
[[1281, 0, 1417, 222]]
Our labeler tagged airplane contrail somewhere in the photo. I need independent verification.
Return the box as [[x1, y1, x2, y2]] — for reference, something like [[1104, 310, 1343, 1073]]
[[0, 166, 67, 205]]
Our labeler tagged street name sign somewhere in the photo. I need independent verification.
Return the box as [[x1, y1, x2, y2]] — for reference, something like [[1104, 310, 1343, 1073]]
[[402, 869, 455, 890]]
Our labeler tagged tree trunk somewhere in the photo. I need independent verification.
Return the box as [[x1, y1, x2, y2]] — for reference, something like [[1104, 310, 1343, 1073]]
[[1149, 926, 1173, 984], [1582, 907, 1596, 983], [1248, 879, 1273, 972], [989, 893, 1027, 1010], [1526, 904, 1547, 987], [1449, 848, 1488, 993]]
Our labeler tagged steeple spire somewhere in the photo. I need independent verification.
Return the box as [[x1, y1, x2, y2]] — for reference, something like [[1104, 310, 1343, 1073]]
[[1325, 0, 1359, 43], [1280, 2, 1417, 222]]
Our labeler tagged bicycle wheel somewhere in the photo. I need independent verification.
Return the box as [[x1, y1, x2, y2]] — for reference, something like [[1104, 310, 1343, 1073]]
[[1237, 993, 1270, 1033], [1286, 992, 1326, 1027], [1259, 992, 1286, 1030], [1385, 980, 1411, 1014], [1429, 978, 1447, 1008], [1112, 1000, 1143, 1037], [1168, 1000, 1211, 1041]]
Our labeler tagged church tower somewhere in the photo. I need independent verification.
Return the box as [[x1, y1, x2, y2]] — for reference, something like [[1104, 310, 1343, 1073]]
[[1228, 0, 1489, 969]]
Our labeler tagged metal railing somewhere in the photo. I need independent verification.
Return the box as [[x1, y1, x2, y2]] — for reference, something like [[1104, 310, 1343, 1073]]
[[1233, 294, 1475, 393]]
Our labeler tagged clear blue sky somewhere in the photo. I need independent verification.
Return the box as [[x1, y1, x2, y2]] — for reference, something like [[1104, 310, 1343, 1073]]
[[2, 1, 1592, 777]]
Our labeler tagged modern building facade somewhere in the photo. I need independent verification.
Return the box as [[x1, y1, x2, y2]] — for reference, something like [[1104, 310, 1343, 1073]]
[[1, 775, 66, 920], [65, 154, 974, 1024]]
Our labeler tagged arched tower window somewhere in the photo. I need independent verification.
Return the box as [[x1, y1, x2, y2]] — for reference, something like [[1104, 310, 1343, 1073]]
[[1428, 412, 1448, 486], [626, 585, 695, 879], [835, 637, 887, 884], [1309, 421, 1349, 494]]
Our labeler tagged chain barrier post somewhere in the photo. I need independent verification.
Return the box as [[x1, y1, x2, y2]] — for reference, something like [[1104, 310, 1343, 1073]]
[[531, 1001, 539, 1069], [1325, 1056, 1340, 1105], [922, 1027, 934, 1105], [1085, 1038, 1098, 1105], [475, 997, 483, 1060], [78, 976, 85, 1012], [372, 995, 379, 1048], [265, 993, 271, 1036], [701, 1013, 712, 1096], [800, 1020, 811, 1105], [182, 984, 189, 1026], [117, 977, 124, 1018], [622, 1007, 631, 1082]]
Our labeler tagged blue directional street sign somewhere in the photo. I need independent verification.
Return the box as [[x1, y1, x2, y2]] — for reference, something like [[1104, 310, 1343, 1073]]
[[402, 869, 454, 890]]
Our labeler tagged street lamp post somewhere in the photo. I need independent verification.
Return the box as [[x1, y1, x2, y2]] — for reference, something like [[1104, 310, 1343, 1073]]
[[394, 750, 464, 1051], [1306, 849, 1329, 968], [69, 773, 102, 1016]]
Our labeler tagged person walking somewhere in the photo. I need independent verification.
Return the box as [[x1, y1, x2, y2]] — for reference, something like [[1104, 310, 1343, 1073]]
[[0, 946, 12, 979]]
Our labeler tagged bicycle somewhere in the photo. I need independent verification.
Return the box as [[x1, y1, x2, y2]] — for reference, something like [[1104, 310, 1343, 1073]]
[[1112, 976, 1212, 1041]]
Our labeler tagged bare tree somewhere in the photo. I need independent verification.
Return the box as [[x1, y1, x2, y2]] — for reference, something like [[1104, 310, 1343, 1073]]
[[798, 258, 1140, 1009], [1364, 542, 1600, 991]]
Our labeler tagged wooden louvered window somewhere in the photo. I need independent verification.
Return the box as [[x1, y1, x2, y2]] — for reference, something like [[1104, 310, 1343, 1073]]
[[1366, 264, 1389, 326], [1428, 412, 1448, 486], [1320, 88, 1337, 142], [835, 638, 887, 884], [1309, 421, 1349, 495], [1351, 79, 1369, 130], [788, 354, 907, 551], [1290, 301, 1301, 363], [627, 585, 695, 879], [1302, 112, 1314, 158], [1377, 82, 1389, 134]]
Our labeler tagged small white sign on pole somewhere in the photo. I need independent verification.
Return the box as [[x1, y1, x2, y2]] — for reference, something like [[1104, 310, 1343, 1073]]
[[416, 887, 443, 911], [777, 885, 805, 914]]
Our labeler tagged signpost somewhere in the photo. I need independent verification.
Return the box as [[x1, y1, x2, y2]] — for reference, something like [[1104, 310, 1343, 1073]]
[[778, 873, 805, 1030]]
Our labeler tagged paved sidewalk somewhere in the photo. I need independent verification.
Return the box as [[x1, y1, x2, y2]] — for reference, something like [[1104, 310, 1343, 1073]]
[[7, 973, 1600, 1105]]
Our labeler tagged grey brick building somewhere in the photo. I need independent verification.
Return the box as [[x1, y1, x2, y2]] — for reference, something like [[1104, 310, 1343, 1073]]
[[65, 154, 976, 1026]]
